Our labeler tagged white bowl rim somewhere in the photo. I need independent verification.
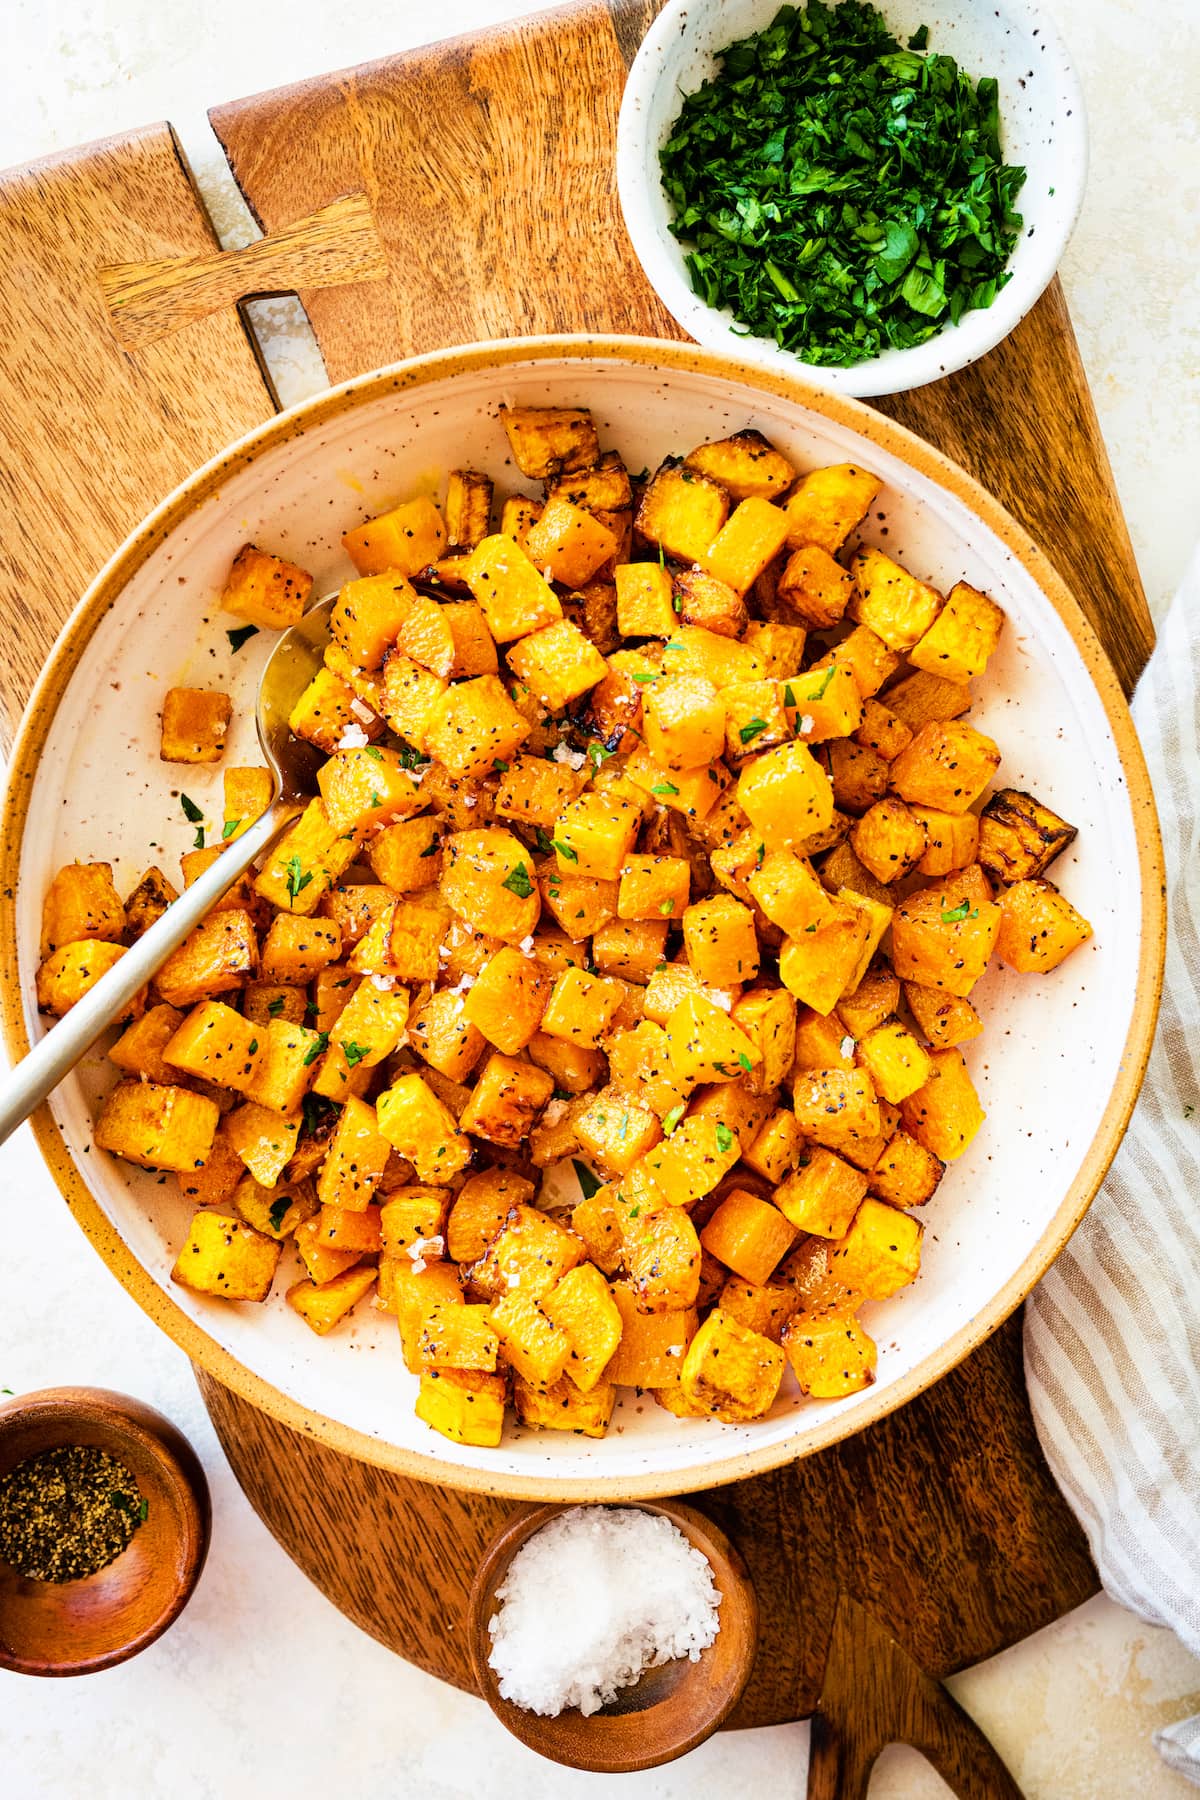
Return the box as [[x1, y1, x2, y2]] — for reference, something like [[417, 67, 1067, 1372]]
[[616, 0, 1090, 398], [0, 332, 1162, 1501]]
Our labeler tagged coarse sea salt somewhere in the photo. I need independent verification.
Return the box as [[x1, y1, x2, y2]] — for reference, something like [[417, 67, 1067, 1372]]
[[487, 1507, 721, 1718]]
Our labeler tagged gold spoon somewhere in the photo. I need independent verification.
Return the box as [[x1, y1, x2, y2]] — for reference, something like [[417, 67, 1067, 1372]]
[[0, 596, 336, 1146]]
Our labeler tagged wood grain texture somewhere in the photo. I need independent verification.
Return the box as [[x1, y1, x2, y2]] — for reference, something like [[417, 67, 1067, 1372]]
[[198, 1311, 1096, 1727], [98, 192, 388, 350], [0, 125, 275, 750], [209, 0, 1153, 695]]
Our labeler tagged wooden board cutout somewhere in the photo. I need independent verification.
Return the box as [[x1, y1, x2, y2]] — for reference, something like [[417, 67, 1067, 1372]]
[[0, 125, 276, 748], [210, 0, 1153, 693]]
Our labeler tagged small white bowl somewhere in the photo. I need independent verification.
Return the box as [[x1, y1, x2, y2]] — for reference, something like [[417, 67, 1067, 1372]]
[[617, 0, 1088, 397]]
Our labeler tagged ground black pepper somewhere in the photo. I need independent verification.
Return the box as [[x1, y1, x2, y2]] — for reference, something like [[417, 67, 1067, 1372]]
[[0, 1446, 147, 1581]]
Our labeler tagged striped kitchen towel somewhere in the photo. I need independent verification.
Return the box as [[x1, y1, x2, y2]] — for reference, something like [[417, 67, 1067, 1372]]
[[1025, 546, 1200, 1786]]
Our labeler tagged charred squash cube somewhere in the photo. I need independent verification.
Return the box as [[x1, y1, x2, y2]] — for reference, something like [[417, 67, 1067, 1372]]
[[458, 1052, 554, 1147], [671, 569, 748, 640], [679, 1306, 785, 1422], [868, 1129, 944, 1209], [995, 879, 1093, 972], [978, 788, 1078, 884], [124, 866, 179, 941], [221, 544, 312, 630], [172, 1208, 281, 1302], [444, 469, 494, 550]]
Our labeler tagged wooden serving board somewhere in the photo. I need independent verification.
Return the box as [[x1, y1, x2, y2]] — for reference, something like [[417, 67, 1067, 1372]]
[[0, 0, 1155, 1787]]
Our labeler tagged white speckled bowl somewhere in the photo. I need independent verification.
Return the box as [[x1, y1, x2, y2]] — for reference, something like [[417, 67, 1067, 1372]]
[[0, 337, 1160, 1500], [617, 0, 1088, 397]]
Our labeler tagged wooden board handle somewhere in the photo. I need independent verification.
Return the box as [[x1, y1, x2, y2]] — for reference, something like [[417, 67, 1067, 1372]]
[[808, 1596, 1025, 1800], [97, 192, 387, 350]]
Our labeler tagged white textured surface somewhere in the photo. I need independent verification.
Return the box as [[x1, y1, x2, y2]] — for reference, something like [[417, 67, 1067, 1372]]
[[0, 1, 1197, 1795]]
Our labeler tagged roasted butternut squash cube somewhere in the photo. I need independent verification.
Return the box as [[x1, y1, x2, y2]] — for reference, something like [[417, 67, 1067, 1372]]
[[890, 879, 1001, 997], [829, 1196, 923, 1300], [294, 1215, 365, 1287], [783, 1310, 877, 1397], [720, 680, 791, 763], [500, 405, 599, 480], [910, 806, 979, 879], [780, 666, 862, 748], [624, 745, 726, 822], [978, 788, 1078, 884], [778, 899, 873, 1015], [616, 561, 676, 638], [36, 941, 135, 1018], [287, 1264, 376, 1336], [643, 961, 742, 1028], [506, 617, 607, 712], [124, 865, 179, 940], [891, 720, 1001, 816], [442, 600, 499, 678], [774, 1147, 869, 1237], [155, 908, 257, 1007], [730, 987, 797, 1094], [856, 1020, 932, 1104], [661, 625, 764, 689], [749, 848, 833, 937], [422, 673, 532, 779], [776, 543, 855, 628], [313, 1201, 383, 1255], [743, 621, 808, 680], [177, 1123, 245, 1206], [172, 1208, 281, 1302], [617, 854, 691, 923], [462, 533, 563, 642], [442, 828, 541, 942], [376, 1073, 471, 1182], [608, 1287, 697, 1387], [368, 816, 442, 893], [258, 916, 340, 986], [782, 463, 881, 554], [543, 1263, 622, 1391], [682, 894, 759, 986], [813, 628, 901, 704], [549, 792, 638, 881], [527, 1032, 607, 1096], [409, 989, 487, 1082], [702, 497, 790, 596], [623, 1202, 702, 1314], [636, 458, 729, 563], [320, 888, 392, 957], [110, 1002, 186, 1084], [679, 1307, 785, 1422], [819, 841, 891, 909], [568, 1183, 623, 1275], [330, 571, 415, 668], [574, 1083, 662, 1175], [539, 866, 618, 941], [665, 991, 760, 1086], [837, 961, 900, 1039], [539, 966, 624, 1048], [379, 651, 446, 745], [700, 1188, 797, 1286], [499, 495, 542, 545], [495, 754, 586, 830], [851, 798, 928, 884], [160, 687, 231, 763], [823, 739, 890, 814], [639, 1110, 743, 1205], [96, 1080, 219, 1173], [216, 768, 271, 845], [587, 647, 655, 746], [685, 429, 795, 501], [899, 1048, 984, 1161], [671, 568, 748, 639], [995, 879, 1093, 973], [313, 1095, 391, 1211], [604, 1022, 692, 1119], [792, 1006, 856, 1076], [743, 1106, 806, 1182], [40, 862, 126, 959], [640, 674, 723, 771], [346, 905, 399, 978], [221, 543, 312, 629], [234, 1173, 318, 1240], [791, 1068, 881, 1154], [737, 741, 835, 850], [849, 549, 944, 650], [903, 980, 983, 1049], [868, 1129, 944, 1209], [854, 698, 913, 763], [685, 1078, 773, 1148], [342, 496, 447, 577], [887, 670, 975, 732], [446, 1167, 534, 1263], [444, 468, 494, 550], [909, 580, 1005, 684], [324, 640, 387, 714], [256, 800, 358, 916], [386, 1255, 463, 1353], [415, 1367, 506, 1448], [524, 496, 618, 588], [162, 999, 261, 1093], [225, 1101, 301, 1188], [419, 1299, 499, 1371], [719, 1275, 800, 1343], [458, 1052, 554, 1146], [490, 1289, 571, 1388], [289, 666, 379, 755], [317, 745, 426, 838], [464, 946, 550, 1053], [512, 1372, 615, 1437]]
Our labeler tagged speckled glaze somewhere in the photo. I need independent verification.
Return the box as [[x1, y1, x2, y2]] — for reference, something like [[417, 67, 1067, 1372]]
[[0, 337, 1162, 1500], [617, 0, 1089, 397]]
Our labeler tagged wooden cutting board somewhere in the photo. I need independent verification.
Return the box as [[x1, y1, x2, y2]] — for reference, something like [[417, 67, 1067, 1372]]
[[0, 0, 1155, 1787]]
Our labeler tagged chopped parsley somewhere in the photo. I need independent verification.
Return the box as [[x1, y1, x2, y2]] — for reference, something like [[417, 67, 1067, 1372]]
[[192, 826, 205, 850], [286, 855, 313, 903], [662, 1103, 686, 1136], [660, 899, 675, 915], [659, 0, 1026, 370], [941, 900, 972, 923], [715, 1123, 735, 1153], [302, 1032, 330, 1067], [572, 1159, 603, 1200], [651, 781, 679, 797], [365, 746, 384, 761], [222, 819, 241, 839], [492, 758, 509, 772], [739, 717, 769, 744], [534, 827, 557, 856], [501, 861, 534, 899], [226, 624, 259, 652], [552, 839, 579, 863], [179, 794, 203, 823], [267, 997, 285, 1017], [737, 1052, 753, 1073], [268, 1196, 291, 1231]]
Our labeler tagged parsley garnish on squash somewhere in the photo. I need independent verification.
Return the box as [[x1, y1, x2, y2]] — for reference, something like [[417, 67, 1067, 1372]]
[[658, 0, 1026, 368]]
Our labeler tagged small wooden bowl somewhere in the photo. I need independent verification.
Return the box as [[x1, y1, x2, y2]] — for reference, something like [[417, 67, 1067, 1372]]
[[468, 1501, 758, 1773], [0, 1386, 210, 1676]]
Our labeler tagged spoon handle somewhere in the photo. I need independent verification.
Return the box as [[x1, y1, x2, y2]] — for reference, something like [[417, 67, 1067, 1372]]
[[0, 803, 291, 1149]]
